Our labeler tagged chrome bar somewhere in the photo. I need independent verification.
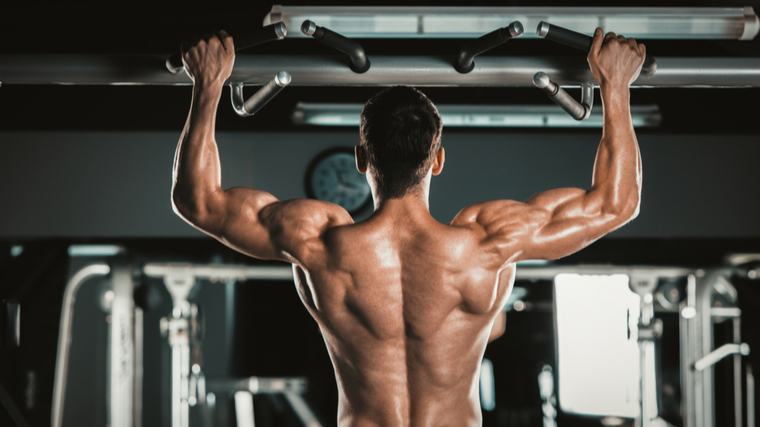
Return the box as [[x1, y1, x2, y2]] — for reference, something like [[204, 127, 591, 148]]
[[515, 265, 692, 281], [110, 264, 135, 427], [749, 364, 756, 427], [3, 55, 760, 87], [734, 317, 743, 427], [533, 72, 591, 121], [206, 377, 308, 395], [230, 71, 291, 117], [144, 263, 294, 281], [694, 343, 750, 371], [695, 271, 719, 427], [134, 307, 143, 427], [264, 6, 760, 40], [283, 393, 323, 427], [680, 274, 697, 427], [711, 307, 742, 318], [52, 263, 111, 427], [145, 263, 694, 282]]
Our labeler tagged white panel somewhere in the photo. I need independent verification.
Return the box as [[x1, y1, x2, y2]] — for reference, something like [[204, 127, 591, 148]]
[[554, 274, 640, 417], [234, 391, 256, 427]]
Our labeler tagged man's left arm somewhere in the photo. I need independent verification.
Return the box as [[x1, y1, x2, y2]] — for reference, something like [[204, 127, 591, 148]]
[[171, 31, 351, 264]]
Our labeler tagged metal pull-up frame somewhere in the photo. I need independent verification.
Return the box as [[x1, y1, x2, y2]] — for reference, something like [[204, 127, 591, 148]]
[[2, 7, 760, 122], [5, 55, 759, 87]]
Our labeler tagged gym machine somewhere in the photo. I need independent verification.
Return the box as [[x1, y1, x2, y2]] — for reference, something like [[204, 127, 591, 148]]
[[52, 252, 322, 427], [52, 249, 757, 427]]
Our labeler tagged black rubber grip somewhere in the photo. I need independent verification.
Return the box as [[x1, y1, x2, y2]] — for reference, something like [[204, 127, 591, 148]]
[[166, 22, 287, 74], [311, 25, 370, 73], [539, 21, 656, 77], [455, 23, 522, 74]]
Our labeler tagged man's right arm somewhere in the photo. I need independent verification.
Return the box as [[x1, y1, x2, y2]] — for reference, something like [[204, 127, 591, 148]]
[[453, 28, 644, 263]]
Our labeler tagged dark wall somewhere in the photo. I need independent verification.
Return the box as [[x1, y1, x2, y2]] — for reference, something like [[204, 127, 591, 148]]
[[1, 130, 759, 238]]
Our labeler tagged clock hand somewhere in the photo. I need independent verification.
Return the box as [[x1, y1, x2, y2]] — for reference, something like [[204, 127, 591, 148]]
[[342, 181, 364, 190], [331, 164, 345, 184]]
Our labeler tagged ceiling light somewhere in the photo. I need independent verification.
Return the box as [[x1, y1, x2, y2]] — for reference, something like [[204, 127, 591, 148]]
[[67, 245, 124, 257], [292, 103, 661, 128], [265, 6, 758, 40]]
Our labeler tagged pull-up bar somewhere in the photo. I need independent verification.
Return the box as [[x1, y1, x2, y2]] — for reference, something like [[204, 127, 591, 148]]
[[2, 55, 760, 87]]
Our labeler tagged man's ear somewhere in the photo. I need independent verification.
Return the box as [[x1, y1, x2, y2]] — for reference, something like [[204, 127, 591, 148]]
[[431, 147, 445, 176], [355, 145, 368, 174]]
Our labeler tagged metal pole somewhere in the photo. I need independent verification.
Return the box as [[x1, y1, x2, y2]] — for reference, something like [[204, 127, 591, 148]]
[[109, 264, 135, 427], [749, 364, 756, 427], [51, 263, 111, 427], [2, 55, 760, 87], [134, 307, 143, 427], [734, 317, 743, 427], [681, 274, 698, 427]]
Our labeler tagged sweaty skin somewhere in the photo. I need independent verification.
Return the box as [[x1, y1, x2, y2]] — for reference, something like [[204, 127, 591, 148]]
[[172, 28, 644, 427]]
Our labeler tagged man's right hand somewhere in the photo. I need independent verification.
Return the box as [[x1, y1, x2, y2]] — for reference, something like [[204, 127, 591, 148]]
[[587, 27, 646, 90], [181, 31, 235, 89]]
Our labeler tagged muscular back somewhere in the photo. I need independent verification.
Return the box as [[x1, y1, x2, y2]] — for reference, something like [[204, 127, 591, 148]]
[[173, 25, 643, 427], [293, 208, 515, 427]]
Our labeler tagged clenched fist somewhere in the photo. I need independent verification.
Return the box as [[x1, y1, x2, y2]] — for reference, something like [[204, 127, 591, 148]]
[[587, 28, 646, 90], [181, 31, 235, 88]]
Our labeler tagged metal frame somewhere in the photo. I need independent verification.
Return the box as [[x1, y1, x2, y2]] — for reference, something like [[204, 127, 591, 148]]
[[208, 377, 321, 427], [534, 73, 595, 121], [680, 270, 751, 427], [52, 263, 111, 427], [143, 263, 321, 427], [3, 55, 760, 87], [263, 6, 760, 40]]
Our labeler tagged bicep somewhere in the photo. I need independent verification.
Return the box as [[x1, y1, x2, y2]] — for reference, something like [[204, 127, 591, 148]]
[[461, 187, 622, 263], [520, 186, 624, 260]]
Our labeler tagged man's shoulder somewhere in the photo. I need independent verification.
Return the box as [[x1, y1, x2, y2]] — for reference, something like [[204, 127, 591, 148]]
[[270, 198, 354, 229], [449, 199, 530, 228]]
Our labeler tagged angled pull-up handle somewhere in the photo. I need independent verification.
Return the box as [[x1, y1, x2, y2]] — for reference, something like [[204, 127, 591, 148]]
[[533, 72, 594, 121], [230, 71, 290, 117], [537, 21, 657, 77], [301, 20, 370, 73], [455, 21, 524, 73], [694, 343, 750, 371], [166, 22, 288, 74]]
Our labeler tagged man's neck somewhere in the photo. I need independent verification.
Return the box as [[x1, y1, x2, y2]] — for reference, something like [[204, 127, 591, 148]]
[[372, 192, 431, 218]]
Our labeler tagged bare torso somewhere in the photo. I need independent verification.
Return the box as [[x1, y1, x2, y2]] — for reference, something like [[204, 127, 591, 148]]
[[293, 206, 514, 427]]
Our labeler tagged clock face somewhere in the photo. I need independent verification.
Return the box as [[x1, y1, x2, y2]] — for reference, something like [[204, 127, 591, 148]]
[[306, 149, 372, 214]]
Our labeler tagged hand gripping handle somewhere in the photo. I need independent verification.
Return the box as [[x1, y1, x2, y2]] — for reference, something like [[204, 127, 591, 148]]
[[537, 21, 657, 77], [166, 22, 287, 74]]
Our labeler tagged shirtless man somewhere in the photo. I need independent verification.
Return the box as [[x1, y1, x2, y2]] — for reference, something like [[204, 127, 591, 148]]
[[172, 27, 644, 427]]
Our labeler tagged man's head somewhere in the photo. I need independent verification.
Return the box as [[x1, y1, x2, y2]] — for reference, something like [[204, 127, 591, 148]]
[[358, 86, 443, 199]]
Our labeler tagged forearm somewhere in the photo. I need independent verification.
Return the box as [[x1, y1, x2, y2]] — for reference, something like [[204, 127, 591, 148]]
[[172, 83, 225, 221], [589, 85, 642, 217]]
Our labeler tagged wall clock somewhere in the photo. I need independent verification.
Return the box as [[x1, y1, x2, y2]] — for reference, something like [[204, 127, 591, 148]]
[[305, 148, 372, 214]]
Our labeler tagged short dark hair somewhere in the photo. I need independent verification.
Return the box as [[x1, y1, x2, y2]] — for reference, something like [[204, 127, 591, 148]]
[[360, 86, 442, 198]]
